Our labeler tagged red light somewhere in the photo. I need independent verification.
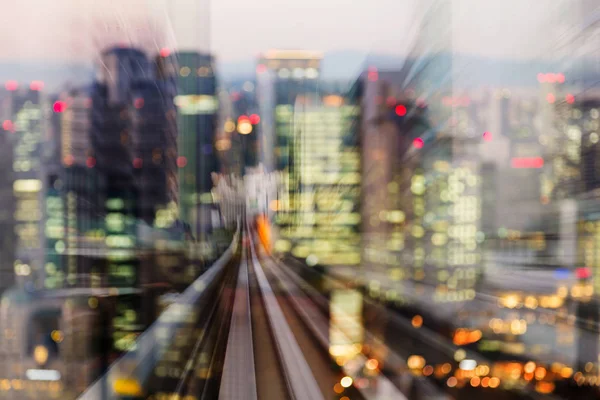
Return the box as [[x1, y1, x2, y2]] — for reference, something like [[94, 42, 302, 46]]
[[177, 156, 187, 168], [159, 48, 170, 57], [256, 64, 267, 74], [134, 98, 144, 109], [511, 157, 544, 169], [30, 81, 44, 91], [386, 97, 396, 107], [556, 73, 565, 84], [238, 115, 250, 124], [413, 137, 424, 149], [367, 67, 378, 82], [63, 155, 74, 166], [537, 73, 546, 83], [249, 114, 260, 124], [545, 73, 556, 83], [546, 93, 555, 104], [86, 157, 96, 168], [2, 120, 13, 131], [133, 158, 143, 168], [576, 267, 591, 280], [53, 101, 67, 113], [5, 80, 18, 91], [565, 94, 575, 104], [395, 104, 407, 116], [483, 131, 492, 141]]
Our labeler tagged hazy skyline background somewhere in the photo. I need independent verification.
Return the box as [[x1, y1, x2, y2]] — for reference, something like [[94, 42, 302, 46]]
[[0, 0, 562, 62], [0, 0, 570, 88]]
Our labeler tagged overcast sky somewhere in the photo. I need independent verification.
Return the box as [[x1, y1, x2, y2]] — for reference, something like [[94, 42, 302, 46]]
[[0, 0, 568, 64]]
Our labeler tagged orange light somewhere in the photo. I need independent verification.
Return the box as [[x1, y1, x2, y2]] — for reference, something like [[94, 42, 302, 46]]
[[453, 329, 482, 346], [489, 377, 500, 388], [560, 367, 573, 378], [407, 355, 426, 369], [441, 363, 452, 374], [470, 376, 481, 387], [423, 365, 434, 376], [333, 383, 344, 394], [534, 367, 546, 380], [411, 315, 423, 328], [524, 361, 536, 374], [256, 215, 272, 254], [365, 359, 378, 370], [447, 377, 457, 388], [536, 381, 555, 394]]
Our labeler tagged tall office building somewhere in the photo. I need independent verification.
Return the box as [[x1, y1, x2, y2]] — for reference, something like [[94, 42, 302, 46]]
[[8, 86, 44, 286], [173, 51, 218, 239], [256, 50, 322, 172], [273, 91, 361, 266], [0, 125, 15, 294]]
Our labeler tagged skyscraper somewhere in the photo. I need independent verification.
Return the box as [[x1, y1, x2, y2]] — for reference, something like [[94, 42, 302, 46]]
[[173, 51, 218, 240], [256, 50, 322, 172], [9, 85, 44, 286], [273, 89, 361, 266], [0, 125, 15, 294]]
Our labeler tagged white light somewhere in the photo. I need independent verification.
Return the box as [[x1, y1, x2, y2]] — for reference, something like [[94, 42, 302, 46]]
[[278, 68, 290, 79], [305, 68, 319, 79], [292, 68, 305, 79], [459, 359, 477, 371], [26, 369, 61, 381]]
